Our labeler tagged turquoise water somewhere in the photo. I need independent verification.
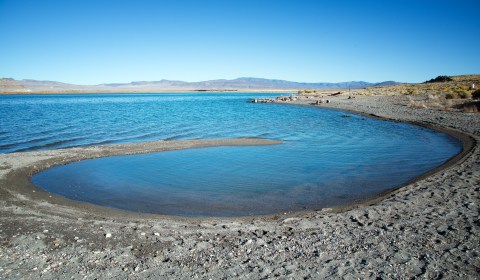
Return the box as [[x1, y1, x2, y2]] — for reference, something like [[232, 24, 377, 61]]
[[0, 93, 281, 152], [1, 93, 461, 216]]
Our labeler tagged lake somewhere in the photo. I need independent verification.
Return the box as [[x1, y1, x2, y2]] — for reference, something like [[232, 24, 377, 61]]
[[0, 93, 462, 216]]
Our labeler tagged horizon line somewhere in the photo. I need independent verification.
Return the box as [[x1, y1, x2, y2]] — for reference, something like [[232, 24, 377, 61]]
[[1, 76, 408, 86]]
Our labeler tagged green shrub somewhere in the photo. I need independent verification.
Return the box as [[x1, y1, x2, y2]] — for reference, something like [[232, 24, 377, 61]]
[[458, 91, 472, 99], [445, 92, 458, 99], [460, 85, 469, 91], [405, 89, 415, 95], [447, 91, 472, 99], [472, 89, 480, 99]]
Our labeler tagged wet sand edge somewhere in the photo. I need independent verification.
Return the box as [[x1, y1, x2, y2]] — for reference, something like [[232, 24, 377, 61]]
[[0, 104, 474, 222]]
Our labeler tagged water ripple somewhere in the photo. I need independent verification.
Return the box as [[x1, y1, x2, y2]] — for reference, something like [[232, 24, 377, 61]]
[[21, 93, 462, 216]]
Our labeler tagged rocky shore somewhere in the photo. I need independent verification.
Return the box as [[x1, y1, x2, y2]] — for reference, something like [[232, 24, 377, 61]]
[[1, 95, 479, 279]]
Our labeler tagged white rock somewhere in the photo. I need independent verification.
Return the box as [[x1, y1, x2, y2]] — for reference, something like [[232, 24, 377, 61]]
[[283, 218, 300, 223]]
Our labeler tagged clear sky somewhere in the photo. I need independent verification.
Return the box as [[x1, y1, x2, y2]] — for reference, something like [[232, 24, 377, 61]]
[[0, 0, 479, 84]]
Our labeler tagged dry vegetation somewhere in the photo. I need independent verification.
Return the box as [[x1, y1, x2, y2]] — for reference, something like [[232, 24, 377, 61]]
[[299, 75, 480, 112], [362, 75, 480, 112], [361, 75, 480, 97]]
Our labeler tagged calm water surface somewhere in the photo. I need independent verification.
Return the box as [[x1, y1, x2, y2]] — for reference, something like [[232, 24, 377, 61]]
[[1, 93, 461, 216]]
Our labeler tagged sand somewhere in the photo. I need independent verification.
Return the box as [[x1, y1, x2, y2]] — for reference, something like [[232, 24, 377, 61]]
[[0, 95, 479, 279]]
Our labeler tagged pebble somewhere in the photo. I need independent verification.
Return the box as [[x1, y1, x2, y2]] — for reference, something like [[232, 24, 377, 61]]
[[283, 218, 300, 223], [1, 93, 479, 279]]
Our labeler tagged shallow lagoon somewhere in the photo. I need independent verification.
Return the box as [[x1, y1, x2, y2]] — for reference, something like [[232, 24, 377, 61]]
[[23, 93, 462, 217]]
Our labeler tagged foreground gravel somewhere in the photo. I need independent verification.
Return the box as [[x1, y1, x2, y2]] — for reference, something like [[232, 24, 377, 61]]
[[0, 95, 479, 279]]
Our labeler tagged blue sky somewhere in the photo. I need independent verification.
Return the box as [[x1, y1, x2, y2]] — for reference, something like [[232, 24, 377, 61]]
[[0, 0, 479, 84]]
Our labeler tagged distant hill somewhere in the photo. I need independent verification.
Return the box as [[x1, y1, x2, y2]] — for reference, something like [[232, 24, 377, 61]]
[[0, 77, 402, 93], [0, 78, 26, 92]]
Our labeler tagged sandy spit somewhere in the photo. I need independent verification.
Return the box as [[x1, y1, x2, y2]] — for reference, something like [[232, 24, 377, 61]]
[[1, 96, 479, 279]]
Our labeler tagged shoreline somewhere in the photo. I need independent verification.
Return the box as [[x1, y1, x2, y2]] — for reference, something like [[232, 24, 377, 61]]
[[1, 138, 282, 221], [0, 89, 298, 95], [2, 104, 471, 221], [310, 104, 475, 212], [1, 122, 471, 221], [250, 99, 475, 214], [1, 95, 479, 278]]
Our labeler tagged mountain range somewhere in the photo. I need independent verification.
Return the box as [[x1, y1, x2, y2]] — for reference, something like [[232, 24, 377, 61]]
[[0, 77, 401, 93]]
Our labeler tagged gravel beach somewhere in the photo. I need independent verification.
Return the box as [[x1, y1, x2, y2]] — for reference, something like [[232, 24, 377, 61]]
[[0, 95, 479, 279]]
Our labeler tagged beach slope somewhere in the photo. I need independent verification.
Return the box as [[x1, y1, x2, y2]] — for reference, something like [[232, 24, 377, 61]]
[[0, 96, 479, 279]]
